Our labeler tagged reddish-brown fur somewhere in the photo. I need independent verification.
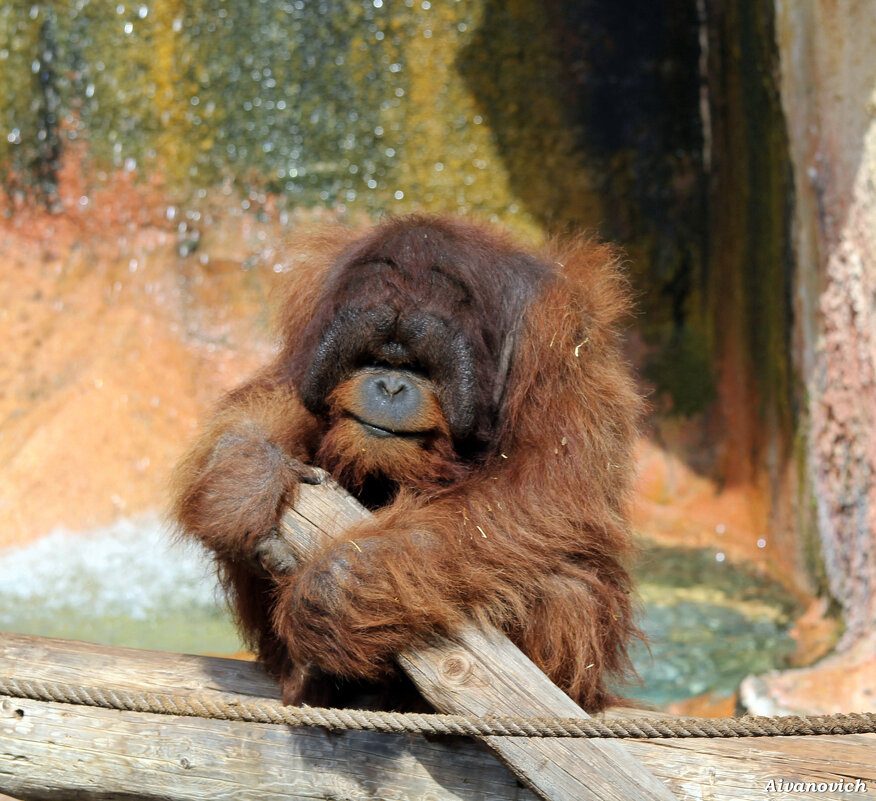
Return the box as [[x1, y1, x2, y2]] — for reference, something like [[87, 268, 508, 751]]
[[172, 215, 643, 711]]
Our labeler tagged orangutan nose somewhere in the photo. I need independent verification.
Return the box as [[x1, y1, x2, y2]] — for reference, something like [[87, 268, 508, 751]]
[[358, 370, 424, 432], [377, 374, 406, 396]]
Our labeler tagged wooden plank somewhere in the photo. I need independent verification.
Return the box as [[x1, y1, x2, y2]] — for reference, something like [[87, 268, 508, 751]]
[[278, 475, 676, 801], [1, 633, 874, 801], [400, 626, 674, 801], [1, 697, 537, 801], [609, 706, 876, 801], [0, 633, 535, 801]]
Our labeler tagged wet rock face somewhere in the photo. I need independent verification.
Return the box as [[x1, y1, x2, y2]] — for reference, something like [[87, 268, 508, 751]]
[[0, 191, 286, 547], [776, 2, 876, 643], [0, 2, 544, 233]]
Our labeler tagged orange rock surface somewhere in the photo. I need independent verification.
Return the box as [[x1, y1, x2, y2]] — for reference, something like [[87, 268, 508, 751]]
[[0, 168, 309, 545]]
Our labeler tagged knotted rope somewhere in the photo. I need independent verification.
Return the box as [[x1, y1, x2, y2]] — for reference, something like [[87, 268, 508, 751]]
[[2, 676, 875, 738]]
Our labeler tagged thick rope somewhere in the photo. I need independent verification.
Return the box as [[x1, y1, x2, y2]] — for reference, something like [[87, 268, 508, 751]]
[[2, 676, 875, 738]]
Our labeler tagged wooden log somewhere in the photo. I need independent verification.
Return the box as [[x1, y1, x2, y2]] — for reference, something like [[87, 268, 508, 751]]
[[278, 474, 676, 801], [1, 633, 874, 801], [0, 634, 534, 801]]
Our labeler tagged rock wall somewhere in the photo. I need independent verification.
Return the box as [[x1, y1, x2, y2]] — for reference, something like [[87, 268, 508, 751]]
[[775, 0, 876, 643]]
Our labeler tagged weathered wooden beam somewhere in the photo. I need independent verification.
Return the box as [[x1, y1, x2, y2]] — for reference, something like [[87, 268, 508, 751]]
[[0, 633, 534, 801], [1, 633, 874, 801], [278, 474, 677, 801]]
